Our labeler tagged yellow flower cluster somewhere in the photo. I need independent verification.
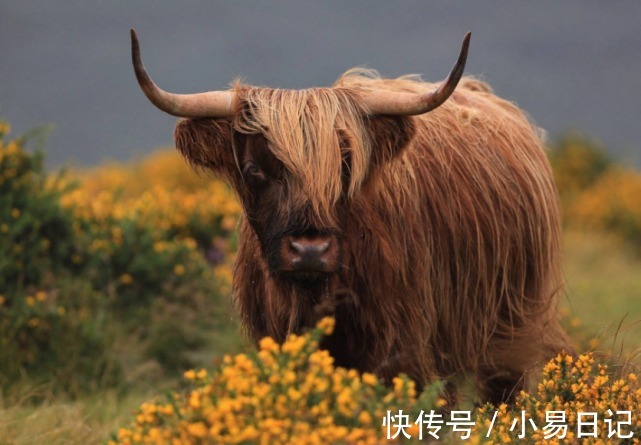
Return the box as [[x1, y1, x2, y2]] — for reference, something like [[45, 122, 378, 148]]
[[0, 120, 10, 136], [476, 353, 641, 444], [111, 317, 426, 445], [0, 122, 31, 189], [0, 287, 68, 367], [113, 321, 641, 445], [57, 148, 240, 293], [548, 134, 641, 251], [568, 168, 641, 245], [60, 150, 241, 235], [549, 135, 611, 202]]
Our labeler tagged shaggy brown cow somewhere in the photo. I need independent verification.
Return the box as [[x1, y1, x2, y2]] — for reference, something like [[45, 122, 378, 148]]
[[131, 30, 571, 404]]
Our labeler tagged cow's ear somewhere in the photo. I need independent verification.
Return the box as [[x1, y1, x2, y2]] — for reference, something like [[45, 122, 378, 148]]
[[366, 115, 416, 168], [174, 118, 236, 177]]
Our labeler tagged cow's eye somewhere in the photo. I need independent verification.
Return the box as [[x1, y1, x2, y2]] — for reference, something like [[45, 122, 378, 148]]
[[244, 162, 265, 179]]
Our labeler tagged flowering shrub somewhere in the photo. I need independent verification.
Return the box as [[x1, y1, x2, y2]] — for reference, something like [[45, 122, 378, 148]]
[[110, 318, 446, 445], [568, 169, 641, 252], [548, 133, 641, 252], [548, 132, 613, 207], [59, 150, 240, 373], [113, 318, 641, 444], [0, 121, 118, 392], [476, 354, 641, 444], [0, 121, 74, 291], [58, 150, 240, 318], [0, 120, 238, 393], [61, 150, 241, 249]]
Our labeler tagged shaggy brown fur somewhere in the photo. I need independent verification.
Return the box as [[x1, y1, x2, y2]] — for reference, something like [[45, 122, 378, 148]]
[[174, 69, 572, 404]]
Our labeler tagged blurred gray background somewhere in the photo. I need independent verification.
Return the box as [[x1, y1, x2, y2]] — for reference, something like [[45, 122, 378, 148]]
[[1, 1, 640, 167]]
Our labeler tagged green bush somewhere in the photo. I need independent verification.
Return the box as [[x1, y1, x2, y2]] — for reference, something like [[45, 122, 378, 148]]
[[0, 120, 236, 395], [548, 132, 613, 206], [549, 132, 641, 253], [0, 122, 118, 393], [0, 127, 73, 292]]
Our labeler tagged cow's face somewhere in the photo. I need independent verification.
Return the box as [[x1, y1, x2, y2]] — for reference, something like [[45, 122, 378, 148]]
[[234, 131, 345, 283], [237, 135, 340, 282], [174, 88, 415, 285]]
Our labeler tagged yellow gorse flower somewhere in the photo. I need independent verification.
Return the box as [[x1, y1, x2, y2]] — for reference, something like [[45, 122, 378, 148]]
[[59, 150, 241, 240], [113, 322, 641, 444], [0, 120, 11, 136], [476, 353, 641, 443], [112, 317, 442, 444]]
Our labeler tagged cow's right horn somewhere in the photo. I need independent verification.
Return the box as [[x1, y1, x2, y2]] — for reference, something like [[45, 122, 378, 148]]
[[362, 32, 471, 116], [131, 29, 238, 118]]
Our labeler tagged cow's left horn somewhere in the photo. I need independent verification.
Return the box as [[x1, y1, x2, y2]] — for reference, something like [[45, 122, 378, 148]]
[[362, 32, 471, 116], [131, 29, 238, 118]]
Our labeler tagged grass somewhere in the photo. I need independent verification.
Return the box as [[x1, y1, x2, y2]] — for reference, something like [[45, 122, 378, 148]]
[[562, 229, 641, 353], [0, 317, 247, 444], [0, 229, 639, 444], [0, 390, 150, 445]]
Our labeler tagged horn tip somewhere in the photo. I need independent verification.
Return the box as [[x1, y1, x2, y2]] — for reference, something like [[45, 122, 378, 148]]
[[130, 29, 141, 68], [462, 32, 471, 50], [130, 29, 139, 45]]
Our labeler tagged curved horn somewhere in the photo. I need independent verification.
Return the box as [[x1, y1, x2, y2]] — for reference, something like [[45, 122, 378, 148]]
[[130, 29, 238, 118], [362, 32, 471, 116]]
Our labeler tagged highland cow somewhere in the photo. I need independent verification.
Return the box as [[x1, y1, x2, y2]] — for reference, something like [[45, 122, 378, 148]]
[[131, 30, 571, 403]]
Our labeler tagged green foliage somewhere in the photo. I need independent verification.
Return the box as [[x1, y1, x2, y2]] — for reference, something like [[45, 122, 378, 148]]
[[548, 132, 613, 205], [0, 121, 236, 396], [0, 123, 115, 393], [0, 133, 73, 291], [549, 131, 641, 253]]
